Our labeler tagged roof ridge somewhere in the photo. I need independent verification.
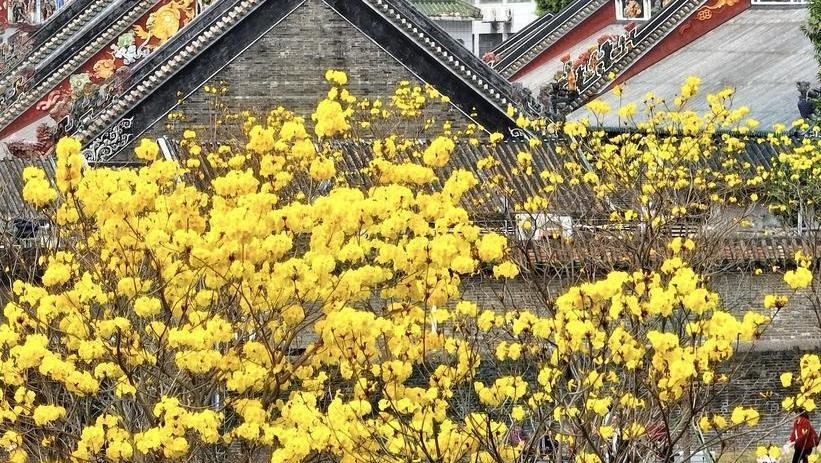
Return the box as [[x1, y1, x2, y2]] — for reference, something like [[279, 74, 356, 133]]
[[76, 0, 250, 141], [0, 0, 111, 89], [77, 0, 269, 160], [491, 0, 610, 77], [78, 0, 546, 162], [0, 0, 162, 131], [569, 0, 709, 109], [376, 0, 524, 106], [490, 11, 553, 57]]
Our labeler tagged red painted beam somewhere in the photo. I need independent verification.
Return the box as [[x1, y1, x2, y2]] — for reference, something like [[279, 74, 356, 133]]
[[511, 0, 616, 81], [611, 0, 751, 87], [1, 0, 196, 144]]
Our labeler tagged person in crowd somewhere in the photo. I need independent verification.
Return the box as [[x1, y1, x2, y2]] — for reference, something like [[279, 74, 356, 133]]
[[790, 408, 820, 463]]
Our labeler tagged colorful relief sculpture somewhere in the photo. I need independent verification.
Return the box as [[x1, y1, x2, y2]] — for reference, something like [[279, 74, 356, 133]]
[[1, 0, 67, 27], [488, 0, 787, 122], [0, 0, 71, 54], [617, 0, 648, 20], [0, 0, 73, 76], [134, 0, 192, 43], [0, 0, 202, 158]]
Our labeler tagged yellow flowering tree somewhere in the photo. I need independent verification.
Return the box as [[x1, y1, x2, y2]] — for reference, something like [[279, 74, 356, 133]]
[[765, 122, 821, 297], [477, 77, 817, 462], [496, 77, 774, 275], [762, 118, 821, 425], [6, 72, 519, 463], [2, 71, 810, 463]]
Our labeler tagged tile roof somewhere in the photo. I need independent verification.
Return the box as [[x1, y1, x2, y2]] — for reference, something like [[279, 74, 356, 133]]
[[0, 134, 802, 267], [169, 132, 786, 217], [502, 0, 711, 112], [523, 233, 821, 268], [410, 0, 481, 19], [169, 138, 594, 215], [572, 8, 817, 129], [165, 135, 820, 268], [0, 154, 55, 221], [333, 139, 594, 215], [598, 126, 792, 169]]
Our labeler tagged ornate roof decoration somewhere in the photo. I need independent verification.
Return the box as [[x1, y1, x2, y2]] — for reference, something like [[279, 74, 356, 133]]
[[566, 0, 707, 110], [74, 0, 545, 163], [0, 0, 551, 164], [0, 0, 218, 159], [0, 0, 110, 86], [78, 0, 266, 162], [0, 0, 165, 128], [490, 0, 610, 78], [569, 7, 816, 127], [496, 0, 727, 116]]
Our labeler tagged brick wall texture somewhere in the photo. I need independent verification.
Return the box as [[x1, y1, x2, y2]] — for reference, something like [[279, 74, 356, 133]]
[[140, 0, 472, 141]]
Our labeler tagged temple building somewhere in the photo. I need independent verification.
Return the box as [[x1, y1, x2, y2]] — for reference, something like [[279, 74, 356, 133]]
[[488, 0, 817, 126], [0, 0, 537, 164]]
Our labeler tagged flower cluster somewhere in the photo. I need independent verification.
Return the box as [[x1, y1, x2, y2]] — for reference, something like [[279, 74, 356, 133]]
[[21, 166, 56, 207]]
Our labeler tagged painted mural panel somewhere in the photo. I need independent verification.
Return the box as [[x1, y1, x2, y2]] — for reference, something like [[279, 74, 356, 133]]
[[615, 0, 651, 20], [1, 0, 67, 28], [0, 0, 212, 159], [0, 0, 72, 74]]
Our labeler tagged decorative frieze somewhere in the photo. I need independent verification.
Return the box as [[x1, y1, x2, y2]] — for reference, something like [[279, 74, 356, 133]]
[[80, 116, 133, 163]]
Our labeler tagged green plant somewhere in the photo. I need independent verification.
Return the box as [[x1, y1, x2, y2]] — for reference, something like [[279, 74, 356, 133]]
[[804, 0, 821, 71], [535, 0, 573, 15], [802, 0, 821, 115]]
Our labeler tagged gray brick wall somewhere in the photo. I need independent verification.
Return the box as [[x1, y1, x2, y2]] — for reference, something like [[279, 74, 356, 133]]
[[712, 349, 803, 447], [461, 274, 556, 313], [139, 0, 471, 141], [711, 272, 821, 342]]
